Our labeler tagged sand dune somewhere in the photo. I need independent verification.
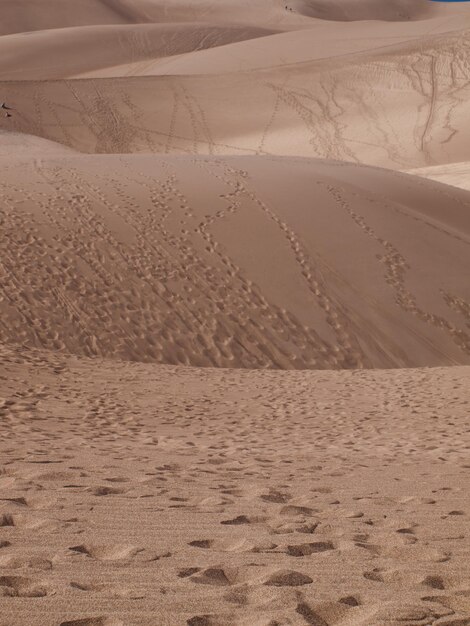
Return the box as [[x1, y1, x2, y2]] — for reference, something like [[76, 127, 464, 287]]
[[1, 154, 469, 368], [0, 24, 277, 80], [0, 0, 150, 36], [2, 2, 470, 625], [2, 30, 470, 168], [74, 17, 470, 78]]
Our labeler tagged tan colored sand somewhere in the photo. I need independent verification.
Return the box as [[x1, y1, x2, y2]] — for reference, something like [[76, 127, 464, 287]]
[[409, 162, 470, 193], [0, 342, 469, 625], [2, 29, 470, 168], [1, 2, 470, 625], [1, 154, 469, 369]]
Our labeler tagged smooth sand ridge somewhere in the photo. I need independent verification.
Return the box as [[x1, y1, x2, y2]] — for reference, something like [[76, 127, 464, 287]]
[[0, 24, 278, 81], [1, 154, 469, 369], [2, 29, 470, 168], [0, 0, 457, 37], [74, 18, 470, 78], [0, 341, 469, 625], [0, 1, 468, 80]]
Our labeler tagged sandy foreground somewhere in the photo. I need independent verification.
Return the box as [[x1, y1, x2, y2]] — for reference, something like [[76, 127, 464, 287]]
[[1, 344, 469, 626], [1, 1, 470, 625]]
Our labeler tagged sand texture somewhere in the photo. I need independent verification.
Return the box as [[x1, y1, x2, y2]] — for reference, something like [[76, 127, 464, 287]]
[[1, 344, 470, 626], [1, 1, 470, 625], [0, 154, 469, 368]]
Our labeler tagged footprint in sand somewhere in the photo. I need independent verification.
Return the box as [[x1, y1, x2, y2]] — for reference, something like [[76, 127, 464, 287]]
[[339, 595, 361, 606], [186, 617, 225, 626], [70, 581, 144, 599], [260, 490, 291, 504], [220, 515, 251, 525], [286, 541, 335, 556], [263, 570, 313, 586], [280, 505, 317, 517], [0, 554, 52, 570], [0, 575, 48, 597], [0, 513, 14, 527], [189, 539, 214, 549], [88, 486, 125, 496], [189, 568, 234, 586], [69, 544, 142, 561], [422, 575, 446, 590], [60, 619, 123, 626], [188, 538, 277, 553]]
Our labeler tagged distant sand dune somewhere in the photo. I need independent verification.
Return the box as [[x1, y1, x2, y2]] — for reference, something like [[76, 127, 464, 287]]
[[2, 31, 469, 169], [291, 0, 437, 21], [0, 24, 277, 80]]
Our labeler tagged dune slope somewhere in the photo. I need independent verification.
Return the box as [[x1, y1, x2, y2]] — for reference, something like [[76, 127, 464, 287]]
[[2, 30, 470, 169], [1, 154, 469, 369], [0, 23, 277, 80]]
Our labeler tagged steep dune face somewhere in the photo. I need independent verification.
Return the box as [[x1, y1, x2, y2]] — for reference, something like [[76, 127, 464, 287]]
[[2, 31, 469, 168], [1, 154, 469, 368]]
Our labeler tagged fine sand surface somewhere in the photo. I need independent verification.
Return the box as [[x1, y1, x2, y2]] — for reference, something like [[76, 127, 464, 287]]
[[0, 343, 469, 626], [1, 1, 470, 625]]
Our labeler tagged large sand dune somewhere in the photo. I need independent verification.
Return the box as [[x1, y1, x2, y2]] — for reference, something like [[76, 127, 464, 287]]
[[0, 154, 469, 368], [2, 30, 470, 168], [0, 24, 277, 80], [1, 1, 470, 625]]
